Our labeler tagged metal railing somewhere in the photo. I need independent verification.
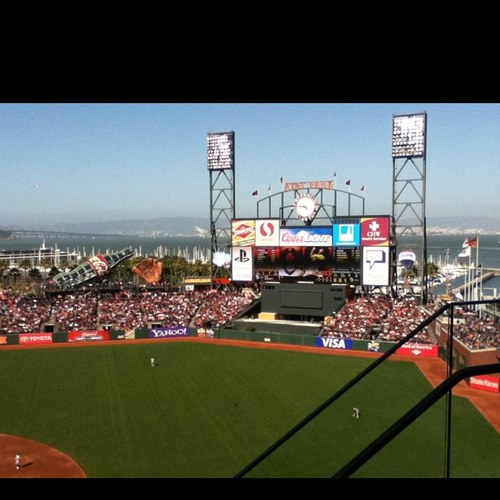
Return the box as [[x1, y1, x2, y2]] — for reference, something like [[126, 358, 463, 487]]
[[234, 298, 500, 478]]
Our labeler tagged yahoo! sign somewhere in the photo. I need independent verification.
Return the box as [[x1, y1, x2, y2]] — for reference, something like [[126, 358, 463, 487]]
[[149, 327, 189, 338]]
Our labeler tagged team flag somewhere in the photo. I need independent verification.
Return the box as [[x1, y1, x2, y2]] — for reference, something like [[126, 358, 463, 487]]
[[463, 237, 478, 248], [360, 185, 365, 191], [458, 246, 471, 258], [280, 176, 283, 184], [345, 179, 351, 186], [252, 190, 259, 196]]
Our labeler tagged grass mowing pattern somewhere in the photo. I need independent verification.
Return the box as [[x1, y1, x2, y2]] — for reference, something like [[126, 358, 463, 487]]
[[0, 342, 498, 477]]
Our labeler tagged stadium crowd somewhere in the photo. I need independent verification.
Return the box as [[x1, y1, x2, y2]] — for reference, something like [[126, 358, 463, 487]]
[[320, 294, 500, 349], [1, 288, 499, 350], [0, 288, 255, 334], [452, 310, 500, 349]]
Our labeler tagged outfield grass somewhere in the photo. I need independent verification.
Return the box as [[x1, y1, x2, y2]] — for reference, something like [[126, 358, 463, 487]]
[[0, 342, 498, 478]]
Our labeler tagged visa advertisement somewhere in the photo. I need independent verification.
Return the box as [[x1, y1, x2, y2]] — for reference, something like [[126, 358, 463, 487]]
[[315, 337, 353, 349]]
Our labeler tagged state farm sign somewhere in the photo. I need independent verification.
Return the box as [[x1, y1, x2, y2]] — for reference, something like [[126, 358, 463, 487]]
[[469, 375, 500, 393]]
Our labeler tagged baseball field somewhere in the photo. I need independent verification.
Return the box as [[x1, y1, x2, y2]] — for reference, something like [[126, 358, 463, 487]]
[[0, 340, 498, 478]]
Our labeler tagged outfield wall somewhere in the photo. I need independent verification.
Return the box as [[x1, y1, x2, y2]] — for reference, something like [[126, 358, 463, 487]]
[[1, 326, 438, 356]]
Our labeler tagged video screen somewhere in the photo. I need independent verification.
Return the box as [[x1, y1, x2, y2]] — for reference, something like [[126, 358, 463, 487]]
[[277, 246, 333, 284], [332, 247, 361, 284]]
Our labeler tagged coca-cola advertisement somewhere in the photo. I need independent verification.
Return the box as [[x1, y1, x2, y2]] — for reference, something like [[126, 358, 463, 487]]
[[68, 330, 110, 342]]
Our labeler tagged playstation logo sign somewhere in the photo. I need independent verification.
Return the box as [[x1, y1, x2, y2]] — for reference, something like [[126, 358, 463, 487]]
[[232, 245, 253, 282], [235, 249, 250, 263]]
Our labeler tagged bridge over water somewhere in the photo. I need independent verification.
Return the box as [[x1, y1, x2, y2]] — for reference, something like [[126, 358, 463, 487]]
[[1, 229, 134, 239]]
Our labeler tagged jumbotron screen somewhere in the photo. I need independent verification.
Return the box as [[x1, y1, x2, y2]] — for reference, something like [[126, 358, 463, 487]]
[[231, 216, 394, 286]]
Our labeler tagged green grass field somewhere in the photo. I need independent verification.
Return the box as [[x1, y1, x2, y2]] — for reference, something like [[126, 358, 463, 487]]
[[0, 342, 498, 478]]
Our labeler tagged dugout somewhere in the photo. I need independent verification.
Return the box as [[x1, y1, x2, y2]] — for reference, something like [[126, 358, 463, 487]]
[[260, 283, 352, 319]]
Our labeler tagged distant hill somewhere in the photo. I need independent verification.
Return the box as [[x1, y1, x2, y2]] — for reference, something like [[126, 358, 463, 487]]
[[8, 215, 500, 236], [423, 216, 500, 235], [19, 217, 211, 236]]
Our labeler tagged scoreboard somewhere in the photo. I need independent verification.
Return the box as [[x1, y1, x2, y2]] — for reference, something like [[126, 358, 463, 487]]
[[231, 216, 394, 287]]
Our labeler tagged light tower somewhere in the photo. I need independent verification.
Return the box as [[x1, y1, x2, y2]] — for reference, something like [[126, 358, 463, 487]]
[[207, 131, 235, 289], [391, 113, 428, 303]]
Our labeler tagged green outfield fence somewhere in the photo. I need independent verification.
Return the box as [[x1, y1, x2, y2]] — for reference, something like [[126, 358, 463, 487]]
[[3, 327, 401, 353]]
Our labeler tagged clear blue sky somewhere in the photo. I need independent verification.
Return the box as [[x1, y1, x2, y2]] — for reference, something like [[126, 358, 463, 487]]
[[0, 103, 498, 226]]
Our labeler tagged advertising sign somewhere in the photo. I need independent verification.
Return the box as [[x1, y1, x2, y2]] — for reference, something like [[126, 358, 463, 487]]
[[255, 219, 281, 247], [18, 333, 53, 345], [279, 226, 332, 247], [87, 255, 110, 276], [149, 327, 189, 338], [232, 220, 256, 246], [362, 247, 390, 286], [360, 217, 391, 246], [232, 246, 253, 282], [333, 220, 360, 247], [315, 337, 353, 349], [469, 375, 500, 393], [396, 343, 438, 357], [68, 330, 110, 342]]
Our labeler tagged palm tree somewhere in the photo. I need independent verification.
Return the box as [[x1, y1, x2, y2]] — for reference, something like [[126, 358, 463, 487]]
[[0, 260, 8, 287], [8, 267, 21, 286], [19, 259, 31, 273], [40, 258, 53, 278], [48, 266, 60, 278], [28, 267, 43, 282]]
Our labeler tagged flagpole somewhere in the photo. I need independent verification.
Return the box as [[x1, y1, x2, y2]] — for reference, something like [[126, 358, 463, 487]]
[[467, 247, 472, 301], [476, 236, 481, 314], [463, 254, 467, 302]]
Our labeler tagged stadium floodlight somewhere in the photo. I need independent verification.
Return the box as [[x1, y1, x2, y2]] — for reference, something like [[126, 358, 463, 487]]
[[392, 113, 426, 158], [207, 131, 235, 170]]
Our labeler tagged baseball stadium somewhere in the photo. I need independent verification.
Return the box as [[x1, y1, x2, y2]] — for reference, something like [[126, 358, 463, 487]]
[[0, 121, 499, 478]]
